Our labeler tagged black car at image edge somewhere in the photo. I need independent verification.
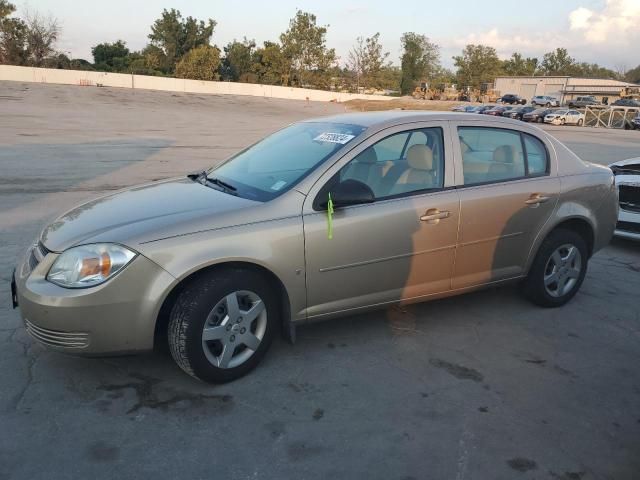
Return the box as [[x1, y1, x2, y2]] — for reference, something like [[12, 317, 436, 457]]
[[522, 108, 554, 123]]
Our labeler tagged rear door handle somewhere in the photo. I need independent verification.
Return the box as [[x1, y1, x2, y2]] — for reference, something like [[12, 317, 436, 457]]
[[420, 209, 450, 224], [525, 194, 550, 205]]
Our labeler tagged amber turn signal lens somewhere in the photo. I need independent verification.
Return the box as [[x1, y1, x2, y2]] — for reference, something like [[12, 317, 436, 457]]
[[79, 252, 112, 278]]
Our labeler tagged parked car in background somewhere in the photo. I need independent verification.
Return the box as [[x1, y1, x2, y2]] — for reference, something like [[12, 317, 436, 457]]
[[504, 106, 536, 120], [544, 109, 585, 126], [500, 93, 527, 105], [523, 108, 554, 123], [483, 106, 509, 116], [632, 114, 640, 130], [531, 96, 560, 107], [567, 96, 599, 108], [609, 158, 640, 241], [11, 112, 617, 383], [451, 105, 476, 112], [612, 98, 640, 107], [468, 105, 492, 114]]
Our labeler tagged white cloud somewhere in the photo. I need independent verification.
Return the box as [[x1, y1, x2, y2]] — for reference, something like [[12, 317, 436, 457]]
[[569, 0, 640, 44], [446, 0, 640, 68], [450, 28, 564, 60]]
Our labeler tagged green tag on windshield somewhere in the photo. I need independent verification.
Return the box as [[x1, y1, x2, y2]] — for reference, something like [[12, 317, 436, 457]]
[[327, 193, 334, 240]]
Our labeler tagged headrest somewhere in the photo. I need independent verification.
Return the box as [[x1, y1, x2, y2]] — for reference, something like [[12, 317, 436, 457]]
[[406, 144, 434, 170], [493, 145, 516, 164], [356, 147, 377, 164]]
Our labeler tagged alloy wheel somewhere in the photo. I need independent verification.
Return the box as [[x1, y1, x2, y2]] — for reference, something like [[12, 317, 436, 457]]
[[201, 290, 267, 369], [543, 244, 582, 298]]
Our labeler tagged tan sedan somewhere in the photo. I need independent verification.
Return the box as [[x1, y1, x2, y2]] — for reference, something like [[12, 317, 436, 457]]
[[12, 112, 617, 383]]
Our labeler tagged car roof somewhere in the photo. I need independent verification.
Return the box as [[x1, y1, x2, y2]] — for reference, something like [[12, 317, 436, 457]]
[[302, 111, 536, 130]]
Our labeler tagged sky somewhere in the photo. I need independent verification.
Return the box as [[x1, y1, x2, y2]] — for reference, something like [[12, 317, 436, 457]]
[[20, 0, 640, 71]]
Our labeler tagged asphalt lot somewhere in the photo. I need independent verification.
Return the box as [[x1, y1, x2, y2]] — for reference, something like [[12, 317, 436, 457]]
[[1, 81, 639, 480]]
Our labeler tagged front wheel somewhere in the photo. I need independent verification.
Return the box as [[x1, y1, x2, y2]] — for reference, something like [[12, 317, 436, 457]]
[[168, 268, 277, 383], [545, 102, 551, 107], [522, 229, 588, 307], [577, 118, 583, 126]]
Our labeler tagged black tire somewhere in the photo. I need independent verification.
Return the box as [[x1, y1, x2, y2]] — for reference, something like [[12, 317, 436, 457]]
[[537, 117, 543, 123], [168, 268, 277, 383], [577, 119, 583, 126], [545, 102, 551, 107], [522, 228, 588, 308]]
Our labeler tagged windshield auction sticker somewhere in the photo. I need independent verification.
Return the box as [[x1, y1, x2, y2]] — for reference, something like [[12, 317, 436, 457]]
[[314, 133, 356, 144]]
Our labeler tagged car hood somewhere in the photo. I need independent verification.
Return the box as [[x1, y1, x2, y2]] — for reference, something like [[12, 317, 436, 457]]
[[610, 157, 640, 168], [41, 178, 266, 252]]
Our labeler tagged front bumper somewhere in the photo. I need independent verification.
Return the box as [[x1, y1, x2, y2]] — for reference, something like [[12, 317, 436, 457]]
[[13, 244, 176, 355], [615, 209, 640, 241]]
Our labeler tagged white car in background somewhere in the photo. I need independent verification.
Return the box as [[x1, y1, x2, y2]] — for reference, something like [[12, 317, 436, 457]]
[[544, 109, 585, 126], [610, 158, 640, 241]]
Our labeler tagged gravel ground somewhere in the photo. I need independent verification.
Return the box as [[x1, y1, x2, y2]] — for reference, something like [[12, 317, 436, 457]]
[[1, 81, 639, 480]]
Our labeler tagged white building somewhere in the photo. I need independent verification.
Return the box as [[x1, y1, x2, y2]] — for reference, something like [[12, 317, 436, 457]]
[[493, 76, 639, 104]]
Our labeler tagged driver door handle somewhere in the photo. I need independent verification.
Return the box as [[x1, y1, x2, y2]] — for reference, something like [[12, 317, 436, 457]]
[[420, 208, 450, 224], [525, 193, 550, 205]]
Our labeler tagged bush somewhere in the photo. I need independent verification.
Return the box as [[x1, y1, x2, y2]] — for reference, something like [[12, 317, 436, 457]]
[[175, 45, 221, 81]]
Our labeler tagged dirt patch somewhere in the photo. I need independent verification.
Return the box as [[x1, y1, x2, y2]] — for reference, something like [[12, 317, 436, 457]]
[[345, 96, 479, 112]]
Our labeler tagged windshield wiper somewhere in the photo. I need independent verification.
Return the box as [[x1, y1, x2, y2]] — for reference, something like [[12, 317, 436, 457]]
[[207, 177, 237, 192], [188, 171, 237, 194], [187, 170, 208, 183]]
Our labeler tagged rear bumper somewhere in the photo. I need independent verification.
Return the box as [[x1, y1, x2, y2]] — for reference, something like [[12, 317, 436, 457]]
[[13, 246, 175, 355]]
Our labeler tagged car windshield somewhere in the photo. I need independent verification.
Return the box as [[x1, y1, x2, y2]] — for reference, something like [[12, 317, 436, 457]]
[[209, 122, 366, 201]]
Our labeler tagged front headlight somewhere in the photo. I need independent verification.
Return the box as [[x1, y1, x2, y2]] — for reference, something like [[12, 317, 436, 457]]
[[47, 243, 137, 288]]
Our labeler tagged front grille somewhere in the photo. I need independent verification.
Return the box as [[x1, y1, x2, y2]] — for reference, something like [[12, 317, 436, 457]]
[[25, 320, 89, 349], [616, 221, 640, 234], [619, 185, 640, 213]]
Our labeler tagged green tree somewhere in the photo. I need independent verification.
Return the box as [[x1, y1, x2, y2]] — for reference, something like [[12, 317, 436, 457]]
[[0, 0, 27, 64], [251, 41, 287, 85], [540, 48, 575, 75], [175, 44, 221, 80], [625, 65, 640, 84], [502, 52, 538, 76], [91, 40, 129, 71], [399, 32, 440, 95], [570, 62, 617, 79], [24, 10, 60, 66], [221, 38, 255, 82], [453, 44, 502, 89], [148, 8, 216, 73], [280, 10, 336, 88], [348, 32, 390, 91]]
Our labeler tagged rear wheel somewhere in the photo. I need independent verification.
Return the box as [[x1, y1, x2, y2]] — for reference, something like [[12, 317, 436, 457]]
[[522, 229, 588, 307], [560, 118, 566, 125], [545, 102, 551, 107], [537, 117, 543, 123], [168, 268, 277, 383], [577, 118, 584, 126]]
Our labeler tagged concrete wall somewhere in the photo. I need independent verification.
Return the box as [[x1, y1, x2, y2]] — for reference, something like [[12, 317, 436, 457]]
[[0, 65, 394, 103]]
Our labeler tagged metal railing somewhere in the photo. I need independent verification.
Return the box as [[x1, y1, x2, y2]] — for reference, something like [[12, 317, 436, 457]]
[[584, 105, 639, 129]]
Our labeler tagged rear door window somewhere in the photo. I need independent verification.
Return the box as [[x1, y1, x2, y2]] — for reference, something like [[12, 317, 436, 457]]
[[458, 127, 549, 185]]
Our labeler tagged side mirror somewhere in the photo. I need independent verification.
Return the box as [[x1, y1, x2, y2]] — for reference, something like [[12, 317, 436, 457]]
[[330, 179, 375, 208]]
